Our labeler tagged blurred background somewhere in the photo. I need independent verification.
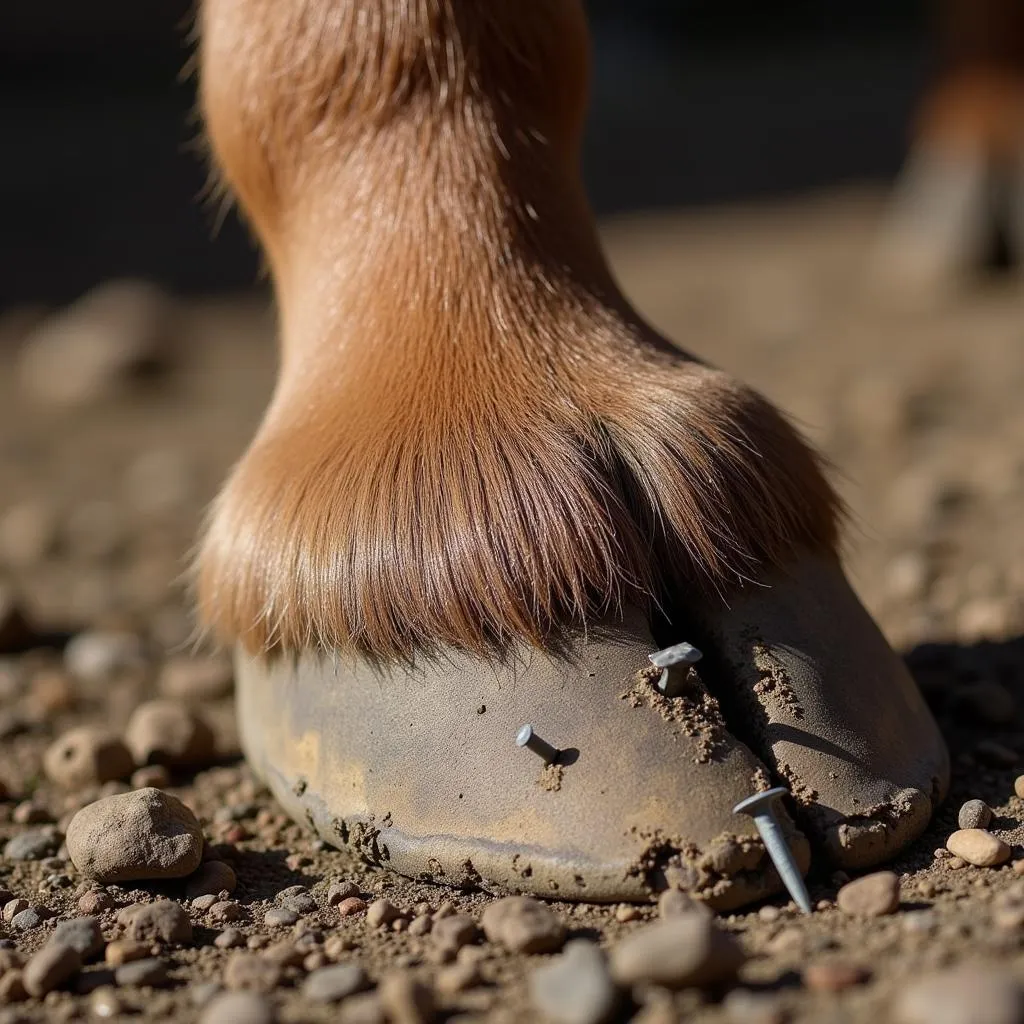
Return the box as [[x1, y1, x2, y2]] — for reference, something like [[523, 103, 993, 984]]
[[1, 0, 931, 304]]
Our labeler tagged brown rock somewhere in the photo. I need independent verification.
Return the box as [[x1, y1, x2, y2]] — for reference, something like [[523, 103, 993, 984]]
[[609, 916, 745, 990], [366, 899, 402, 928], [186, 860, 238, 899], [431, 914, 478, 952], [22, 942, 81, 996], [44, 727, 134, 790], [106, 940, 152, 967], [124, 701, 216, 768], [78, 890, 114, 915], [1015, 776, 1024, 800], [803, 961, 870, 993], [66, 788, 203, 882], [379, 971, 435, 1024], [481, 897, 566, 954], [836, 871, 900, 916], [946, 829, 1011, 867], [337, 897, 367, 918], [200, 991, 277, 1024], [123, 900, 193, 945], [328, 881, 360, 905], [223, 953, 282, 994]]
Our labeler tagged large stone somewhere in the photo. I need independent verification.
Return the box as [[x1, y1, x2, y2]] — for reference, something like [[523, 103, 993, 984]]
[[609, 916, 745, 990], [65, 788, 203, 882]]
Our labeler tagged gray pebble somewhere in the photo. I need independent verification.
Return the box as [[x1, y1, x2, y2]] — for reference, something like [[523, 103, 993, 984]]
[[263, 907, 299, 928], [4, 827, 60, 861], [114, 958, 170, 988], [530, 940, 619, 1024], [200, 991, 276, 1024], [302, 963, 370, 1003], [281, 893, 318, 915], [52, 917, 104, 960], [958, 799, 993, 831], [11, 907, 47, 931]]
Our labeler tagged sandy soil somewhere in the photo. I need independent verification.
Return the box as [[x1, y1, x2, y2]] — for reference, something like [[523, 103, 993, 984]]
[[0, 188, 1023, 1022]]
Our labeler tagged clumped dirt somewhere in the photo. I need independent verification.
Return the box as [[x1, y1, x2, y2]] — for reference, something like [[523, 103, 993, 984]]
[[0, 188, 1023, 1021]]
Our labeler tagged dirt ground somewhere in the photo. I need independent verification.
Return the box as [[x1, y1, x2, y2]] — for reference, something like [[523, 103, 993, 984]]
[[1, 187, 1023, 1022]]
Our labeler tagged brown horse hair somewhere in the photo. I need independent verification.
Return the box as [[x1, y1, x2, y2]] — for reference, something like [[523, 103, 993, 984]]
[[194, 0, 842, 662]]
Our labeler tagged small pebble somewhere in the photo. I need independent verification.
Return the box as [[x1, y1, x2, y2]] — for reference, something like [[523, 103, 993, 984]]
[[43, 727, 133, 790], [200, 991, 277, 1024], [328, 881, 360, 905], [302, 963, 370, 1003], [836, 871, 900, 916], [209, 901, 244, 925], [481, 896, 566, 954], [64, 631, 146, 683], [947, 829, 1011, 867], [609, 916, 745, 990], [89, 986, 122, 1018], [530, 940, 619, 1024], [77, 891, 114, 915], [958, 799, 993, 831], [124, 700, 216, 768], [337, 897, 367, 918], [214, 929, 244, 950], [65, 788, 204, 882], [1015, 776, 1024, 800], [22, 943, 81, 996], [431, 915, 478, 952], [51, 916, 104, 960], [4, 827, 60, 862], [222, 953, 281, 994], [614, 904, 640, 923], [264, 907, 299, 929], [803, 960, 870, 993], [186, 861, 238, 899], [105, 940, 151, 967], [2, 899, 28, 923], [122, 900, 193, 945], [11, 907, 47, 931], [114, 958, 170, 988], [366, 899, 402, 928]]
